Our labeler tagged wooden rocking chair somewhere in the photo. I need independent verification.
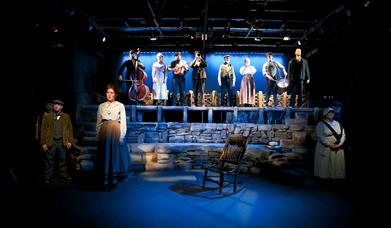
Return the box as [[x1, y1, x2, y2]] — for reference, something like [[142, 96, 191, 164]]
[[202, 134, 248, 193]]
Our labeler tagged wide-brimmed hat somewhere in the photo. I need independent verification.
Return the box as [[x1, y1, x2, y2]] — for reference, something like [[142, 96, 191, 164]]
[[224, 54, 231, 58], [323, 107, 334, 117], [52, 99, 64, 105]]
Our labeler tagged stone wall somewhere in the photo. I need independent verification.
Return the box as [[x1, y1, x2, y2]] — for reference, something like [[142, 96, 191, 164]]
[[73, 122, 315, 174], [72, 105, 318, 174], [125, 122, 315, 146]]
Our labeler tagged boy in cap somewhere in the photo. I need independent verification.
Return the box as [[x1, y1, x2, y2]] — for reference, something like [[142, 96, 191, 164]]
[[40, 99, 74, 183]]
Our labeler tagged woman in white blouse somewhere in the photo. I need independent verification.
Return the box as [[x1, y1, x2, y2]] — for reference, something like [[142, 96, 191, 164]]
[[314, 107, 346, 180], [96, 83, 131, 191], [239, 57, 257, 106]]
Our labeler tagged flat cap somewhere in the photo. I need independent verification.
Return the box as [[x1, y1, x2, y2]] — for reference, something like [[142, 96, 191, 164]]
[[52, 99, 64, 105]]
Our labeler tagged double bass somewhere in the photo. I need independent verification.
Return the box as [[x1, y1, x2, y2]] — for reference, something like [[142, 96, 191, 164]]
[[128, 48, 150, 103]]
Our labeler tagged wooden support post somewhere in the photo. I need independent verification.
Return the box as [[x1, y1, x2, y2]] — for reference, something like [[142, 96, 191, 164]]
[[211, 90, 217, 107], [189, 90, 194, 107], [208, 108, 213, 123], [157, 106, 162, 122], [236, 91, 241, 107], [285, 107, 292, 125], [258, 108, 264, 124], [258, 91, 263, 107], [233, 107, 238, 122], [131, 105, 137, 122], [282, 92, 287, 108], [183, 106, 188, 123]]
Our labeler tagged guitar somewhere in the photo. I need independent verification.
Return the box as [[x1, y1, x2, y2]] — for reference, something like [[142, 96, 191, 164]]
[[173, 60, 189, 75]]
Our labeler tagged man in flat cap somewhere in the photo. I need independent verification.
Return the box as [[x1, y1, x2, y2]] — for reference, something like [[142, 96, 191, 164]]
[[217, 54, 236, 106], [40, 99, 74, 183]]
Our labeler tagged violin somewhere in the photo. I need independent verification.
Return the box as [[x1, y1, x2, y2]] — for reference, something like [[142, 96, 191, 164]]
[[128, 48, 150, 103]]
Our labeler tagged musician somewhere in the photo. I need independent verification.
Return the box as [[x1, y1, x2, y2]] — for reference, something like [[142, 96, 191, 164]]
[[239, 58, 257, 107], [152, 53, 168, 105], [168, 52, 188, 106], [190, 50, 208, 107], [287, 48, 310, 107], [262, 52, 287, 107], [117, 49, 146, 104], [217, 54, 236, 106]]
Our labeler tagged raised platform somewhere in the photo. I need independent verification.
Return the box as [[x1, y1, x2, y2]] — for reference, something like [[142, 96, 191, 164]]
[[77, 105, 322, 124]]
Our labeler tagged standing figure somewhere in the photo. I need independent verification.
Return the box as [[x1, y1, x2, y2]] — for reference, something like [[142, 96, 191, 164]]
[[36, 101, 53, 142], [190, 50, 208, 106], [287, 48, 310, 107], [262, 52, 287, 107], [314, 107, 346, 180], [218, 54, 236, 106], [168, 52, 188, 106], [117, 49, 146, 105], [40, 99, 73, 183], [152, 53, 168, 105], [239, 58, 257, 107], [96, 83, 132, 191]]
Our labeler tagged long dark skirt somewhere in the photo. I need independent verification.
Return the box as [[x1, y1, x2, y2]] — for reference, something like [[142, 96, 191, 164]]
[[97, 120, 131, 190]]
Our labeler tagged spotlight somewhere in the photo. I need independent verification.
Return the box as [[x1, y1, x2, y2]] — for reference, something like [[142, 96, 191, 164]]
[[102, 37, 106, 42]]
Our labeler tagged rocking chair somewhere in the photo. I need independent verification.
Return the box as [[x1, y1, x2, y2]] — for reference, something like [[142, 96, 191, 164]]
[[202, 134, 248, 193]]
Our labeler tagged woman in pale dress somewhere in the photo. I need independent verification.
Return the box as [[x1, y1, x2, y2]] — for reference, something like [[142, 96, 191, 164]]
[[314, 107, 346, 180], [96, 83, 131, 191], [239, 57, 257, 106], [152, 53, 168, 105]]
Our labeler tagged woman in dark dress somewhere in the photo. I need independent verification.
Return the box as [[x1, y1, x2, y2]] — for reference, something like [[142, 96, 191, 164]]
[[96, 83, 131, 191]]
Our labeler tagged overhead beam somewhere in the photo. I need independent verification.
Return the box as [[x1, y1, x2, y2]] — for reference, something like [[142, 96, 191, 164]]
[[145, 0, 163, 36], [299, 1, 347, 42], [70, 0, 114, 42], [202, 0, 210, 54]]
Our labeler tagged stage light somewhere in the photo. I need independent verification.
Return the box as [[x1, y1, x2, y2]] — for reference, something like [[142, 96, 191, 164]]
[[150, 37, 157, 41], [102, 37, 106, 42], [254, 37, 261, 41], [298, 40, 301, 45], [283, 36, 290, 41]]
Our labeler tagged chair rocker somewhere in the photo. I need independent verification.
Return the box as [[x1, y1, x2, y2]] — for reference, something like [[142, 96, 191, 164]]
[[202, 134, 248, 193]]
